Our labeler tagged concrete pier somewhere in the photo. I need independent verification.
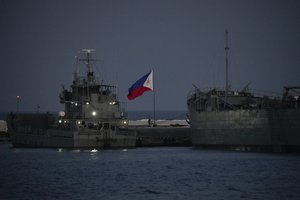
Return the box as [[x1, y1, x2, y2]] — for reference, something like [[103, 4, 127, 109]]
[[129, 120, 191, 147]]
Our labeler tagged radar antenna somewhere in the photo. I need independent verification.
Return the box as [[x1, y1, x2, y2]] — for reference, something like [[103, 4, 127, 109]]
[[80, 49, 96, 75]]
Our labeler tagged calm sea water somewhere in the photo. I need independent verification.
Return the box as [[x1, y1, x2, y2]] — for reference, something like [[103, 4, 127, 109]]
[[1, 144, 300, 200]]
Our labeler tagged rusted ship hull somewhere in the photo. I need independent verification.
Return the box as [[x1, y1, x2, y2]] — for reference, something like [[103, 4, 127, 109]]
[[189, 108, 300, 152]]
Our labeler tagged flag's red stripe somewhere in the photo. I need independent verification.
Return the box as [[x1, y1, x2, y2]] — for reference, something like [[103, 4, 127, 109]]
[[127, 86, 152, 100]]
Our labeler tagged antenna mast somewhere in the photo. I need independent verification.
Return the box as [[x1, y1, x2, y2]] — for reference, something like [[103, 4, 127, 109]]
[[81, 49, 95, 75], [225, 30, 229, 94], [80, 49, 95, 102]]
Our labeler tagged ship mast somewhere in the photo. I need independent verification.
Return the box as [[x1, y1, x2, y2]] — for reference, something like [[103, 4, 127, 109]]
[[224, 30, 230, 108], [79, 49, 96, 102], [225, 30, 229, 94], [81, 49, 95, 83]]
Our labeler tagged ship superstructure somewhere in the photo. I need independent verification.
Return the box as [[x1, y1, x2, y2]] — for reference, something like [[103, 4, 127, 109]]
[[7, 49, 136, 148]]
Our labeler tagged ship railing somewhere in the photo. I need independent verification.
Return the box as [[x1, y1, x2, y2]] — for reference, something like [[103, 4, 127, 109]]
[[73, 76, 118, 96], [99, 84, 117, 96], [187, 87, 224, 101], [187, 87, 227, 98], [73, 76, 100, 86], [248, 89, 281, 99], [187, 87, 281, 100]]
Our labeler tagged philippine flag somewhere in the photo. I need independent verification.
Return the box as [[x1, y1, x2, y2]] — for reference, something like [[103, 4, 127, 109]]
[[127, 71, 153, 100]]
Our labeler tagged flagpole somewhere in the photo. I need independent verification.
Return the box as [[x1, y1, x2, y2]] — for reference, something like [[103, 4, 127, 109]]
[[152, 68, 156, 127]]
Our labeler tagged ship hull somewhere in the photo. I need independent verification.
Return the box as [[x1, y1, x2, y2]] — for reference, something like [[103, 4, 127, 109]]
[[189, 108, 300, 152], [7, 113, 136, 149], [9, 130, 136, 149]]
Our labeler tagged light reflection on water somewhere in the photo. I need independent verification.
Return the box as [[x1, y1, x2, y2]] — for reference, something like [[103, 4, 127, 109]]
[[89, 152, 99, 160], [0, 143, 300, 200]]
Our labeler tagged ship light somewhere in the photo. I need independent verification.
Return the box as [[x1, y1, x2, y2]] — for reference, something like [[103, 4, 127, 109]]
[[123, 120, 127, 125], [75, 102, 78, 106], [77, 121, 81, 125], [58, 111, 65, 117], [109, 101, 116, 105], [64, 120, 67, 123], [92, 111, 97, 116], [86, 102, 89, 105], [58, 119, 62, 124]]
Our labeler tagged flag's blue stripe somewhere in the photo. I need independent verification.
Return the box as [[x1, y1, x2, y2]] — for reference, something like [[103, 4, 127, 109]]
[[128, 71, 151, 93]]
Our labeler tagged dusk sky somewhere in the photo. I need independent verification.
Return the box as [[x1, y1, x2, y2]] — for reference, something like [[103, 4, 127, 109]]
[[0, 0, 299, 112]]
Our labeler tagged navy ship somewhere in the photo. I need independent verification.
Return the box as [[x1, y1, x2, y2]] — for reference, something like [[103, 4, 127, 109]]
[[187, 31, 300, 152], [7, 49, 136, 148]]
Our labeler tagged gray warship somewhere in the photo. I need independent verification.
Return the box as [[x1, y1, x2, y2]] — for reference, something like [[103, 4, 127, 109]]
[[7, 49, 136, 148], [187, 31, 300, 152]]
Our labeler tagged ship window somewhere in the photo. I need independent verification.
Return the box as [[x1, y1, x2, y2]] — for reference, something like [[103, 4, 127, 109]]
[[88, 123, 94, 129], [88, 123, 98, 130], [98, 123, 102, 130], [104, 123, 109, 130]]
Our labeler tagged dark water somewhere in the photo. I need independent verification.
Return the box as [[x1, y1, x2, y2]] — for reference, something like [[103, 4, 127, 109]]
[[1, 144, 300, 200]]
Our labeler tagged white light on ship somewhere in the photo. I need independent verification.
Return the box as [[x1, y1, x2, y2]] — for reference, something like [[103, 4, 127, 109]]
[[58, 119, 62, 123], [77, 121, 81, 125], [86, 102, 89, 105], [123, 120, 127, 125], [75, 103, 78, 106], [92, 111, 97, 116], [64, 120, 67, 123], [58, 111, 65, 117]]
